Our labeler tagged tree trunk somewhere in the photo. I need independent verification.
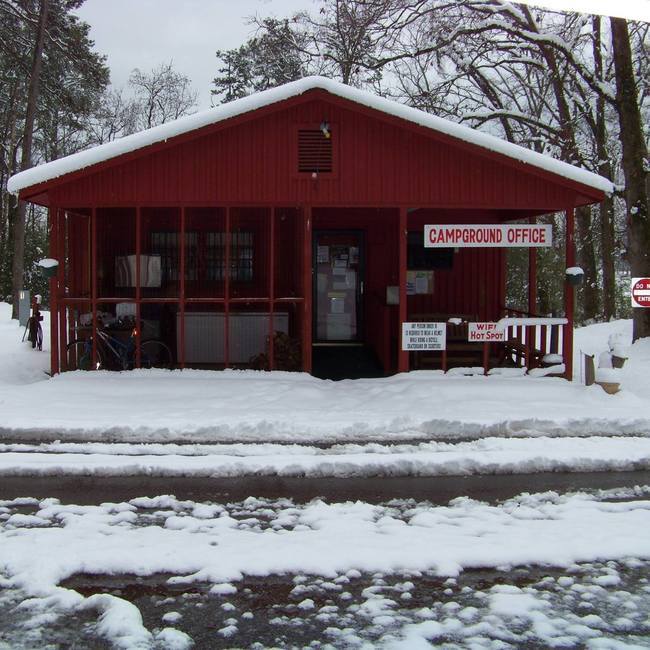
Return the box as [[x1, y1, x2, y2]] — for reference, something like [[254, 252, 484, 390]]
[[610, 18, 650, 341], [575, 205, 600, 321], [11, 0, 49, 319], [592, 16, 616, 320]]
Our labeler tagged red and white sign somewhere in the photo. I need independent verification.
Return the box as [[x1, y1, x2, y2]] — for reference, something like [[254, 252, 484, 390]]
[[425, 224, 552, 248], [631, 277, 650, 308], [468, 322, 506, 342]]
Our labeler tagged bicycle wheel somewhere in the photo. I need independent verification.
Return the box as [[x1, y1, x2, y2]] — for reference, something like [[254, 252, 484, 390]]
[[66, 340, 104, 371], [137, 339, 172, 369]]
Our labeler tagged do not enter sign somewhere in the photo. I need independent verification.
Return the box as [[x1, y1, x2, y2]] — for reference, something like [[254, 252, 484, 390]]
[[631, 278, 650, 308]]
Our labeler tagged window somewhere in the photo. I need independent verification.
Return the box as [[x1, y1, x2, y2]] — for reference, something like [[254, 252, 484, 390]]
[[150, 231, 198, 282], [151, 230, 254, 285], [206, 232, 254, 282], [298, 129, 333, 173], [407, 231, 454, 270]]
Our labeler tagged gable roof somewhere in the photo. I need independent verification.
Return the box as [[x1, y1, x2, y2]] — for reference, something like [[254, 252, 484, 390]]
[[7, 76, 613, 196]]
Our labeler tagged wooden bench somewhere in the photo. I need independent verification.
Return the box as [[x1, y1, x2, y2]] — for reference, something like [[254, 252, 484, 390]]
[[499, 316, 567, 372], [503, 338, 544, 368]]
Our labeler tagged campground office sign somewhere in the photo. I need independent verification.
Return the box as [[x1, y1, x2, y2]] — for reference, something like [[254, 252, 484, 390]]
[[425, 224, 552, 248], [401, 224, 552, 352]]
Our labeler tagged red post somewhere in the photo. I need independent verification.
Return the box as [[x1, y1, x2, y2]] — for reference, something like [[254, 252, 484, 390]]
[[57, 209, 67, 371], [302, 205, 312, 373], [224, 206, 230, 368], [528, 217, 538, 315], [269, 207, 275, 371], [49, 206, 60, 375], [91, 207, 98, 369], [135, 206, 141, 368], [526, 217, 538, 370], [179, 207, 186, 369], [563, 207, 575, 380], [398, 207, 408, 373]]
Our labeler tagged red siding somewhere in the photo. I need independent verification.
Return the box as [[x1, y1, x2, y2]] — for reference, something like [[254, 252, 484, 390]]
[[50, 97, 577, 211]]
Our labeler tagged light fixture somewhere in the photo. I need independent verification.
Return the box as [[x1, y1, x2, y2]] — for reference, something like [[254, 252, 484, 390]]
[[320, 120, 331, 139]]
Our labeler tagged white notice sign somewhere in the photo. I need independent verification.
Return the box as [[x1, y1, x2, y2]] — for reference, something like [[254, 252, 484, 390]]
[[402, 322, 446, 351], [468, 322, 505, 342]]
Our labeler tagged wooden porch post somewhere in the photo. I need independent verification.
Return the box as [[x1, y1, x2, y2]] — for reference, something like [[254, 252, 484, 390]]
[[179, 207, 186, 369], [302, 205, 312, 373], [527, 217, 538, 370], [224, 206, 230, 368], [269, 207, 275, 371], [563, 207, 575, 380], [57, 208, 67, 371], [135, 207, 141, 368], [91, 207, 98, 369], [49, 205, 60, 375], [398, 206, 409, 373]]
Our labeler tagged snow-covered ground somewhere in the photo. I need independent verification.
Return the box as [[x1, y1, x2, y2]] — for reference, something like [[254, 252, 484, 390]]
[[0, 436, 649, 478], [0, 303, 649, 446], [2, 304, 650, 648], [2, 489, 650, 648]]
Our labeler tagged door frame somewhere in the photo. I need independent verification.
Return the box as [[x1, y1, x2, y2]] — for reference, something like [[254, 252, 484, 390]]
[[312, 229, 366, 345]]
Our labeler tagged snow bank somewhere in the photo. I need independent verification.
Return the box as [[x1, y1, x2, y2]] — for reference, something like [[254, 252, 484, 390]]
[[0, 436, 649, 478], [1, 304, 648, 443], [7, 77, 613, 196]]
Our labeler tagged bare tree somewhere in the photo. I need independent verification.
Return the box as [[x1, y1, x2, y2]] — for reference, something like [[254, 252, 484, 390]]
[[129, 61, 198, 130], [87, 88, 140, 144], [611, 17, 649, 340]]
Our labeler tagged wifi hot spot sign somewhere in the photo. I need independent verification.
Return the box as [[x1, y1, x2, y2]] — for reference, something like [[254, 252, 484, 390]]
[[631, 278, 650, 308], [468, 322, 506, 342]]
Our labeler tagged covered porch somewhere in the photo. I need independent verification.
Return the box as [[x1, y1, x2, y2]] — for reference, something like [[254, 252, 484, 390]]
[[47, 202, 576, 379]]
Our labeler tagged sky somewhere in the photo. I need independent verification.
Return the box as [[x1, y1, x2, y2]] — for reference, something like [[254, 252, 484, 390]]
[[75, 0, 316, 109], [75, 0, 649, 111]]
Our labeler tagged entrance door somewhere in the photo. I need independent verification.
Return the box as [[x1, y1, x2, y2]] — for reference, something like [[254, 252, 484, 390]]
[[313, 231, 364, 343]]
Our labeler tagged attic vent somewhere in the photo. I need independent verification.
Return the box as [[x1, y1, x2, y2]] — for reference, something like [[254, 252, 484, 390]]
[[298, 129, 333, 173]]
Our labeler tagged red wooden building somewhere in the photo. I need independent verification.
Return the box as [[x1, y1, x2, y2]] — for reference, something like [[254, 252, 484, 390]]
[[9, 77, 611, 379]]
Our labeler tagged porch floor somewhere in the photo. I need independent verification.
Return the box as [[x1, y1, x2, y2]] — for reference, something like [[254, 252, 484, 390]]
[[312, 345, 384, 381]]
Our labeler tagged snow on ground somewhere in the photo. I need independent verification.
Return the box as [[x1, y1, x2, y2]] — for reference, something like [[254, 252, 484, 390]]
[[1, 489, 649, 648], [0, 304, 649, 445], [0, 303, 50, 386], [0, 436, 649, 478], [2, 304, 650, 647]]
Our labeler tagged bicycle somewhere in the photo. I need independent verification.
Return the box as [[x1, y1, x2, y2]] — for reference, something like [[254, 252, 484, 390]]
[[66, 320, 172, 371]]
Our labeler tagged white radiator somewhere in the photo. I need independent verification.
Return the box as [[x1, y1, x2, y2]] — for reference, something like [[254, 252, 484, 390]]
[[178, 312, 289, 363]]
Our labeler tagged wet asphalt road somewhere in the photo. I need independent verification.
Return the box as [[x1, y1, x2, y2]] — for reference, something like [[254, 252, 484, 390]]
[[3, 471, 650, 648], [3, 470, 650, 505]]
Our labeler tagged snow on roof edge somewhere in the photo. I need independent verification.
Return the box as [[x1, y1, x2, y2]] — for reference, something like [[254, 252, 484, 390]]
[[7, 76, 614, 196]]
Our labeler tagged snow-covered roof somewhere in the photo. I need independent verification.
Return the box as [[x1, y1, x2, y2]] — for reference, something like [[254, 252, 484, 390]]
[[7, 76, 613, 196]]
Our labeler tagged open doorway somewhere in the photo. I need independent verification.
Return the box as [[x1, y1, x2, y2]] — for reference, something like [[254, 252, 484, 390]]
[[312, 230, 383, 379]]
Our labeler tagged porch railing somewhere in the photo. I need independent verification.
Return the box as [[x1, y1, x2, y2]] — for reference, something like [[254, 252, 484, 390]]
[[498, 307, 568, 371]]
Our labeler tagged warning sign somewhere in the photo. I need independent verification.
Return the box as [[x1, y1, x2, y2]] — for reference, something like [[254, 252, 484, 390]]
[[468, 322, 505, 342], [631, 277, 650, 308], [402, 322, 446, 351]]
